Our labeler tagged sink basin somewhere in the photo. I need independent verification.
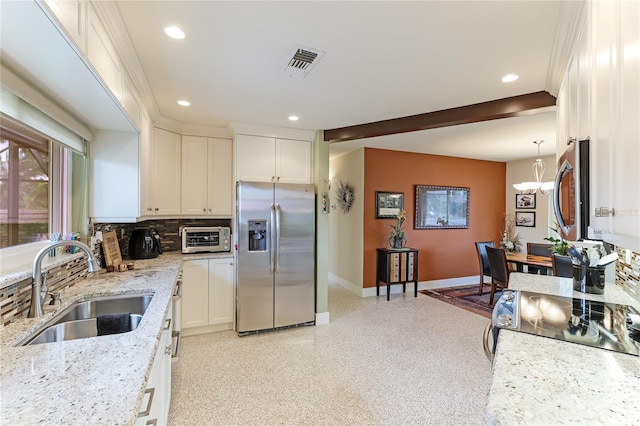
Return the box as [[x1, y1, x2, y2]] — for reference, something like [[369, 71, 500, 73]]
[[18, 294, 153, 346]]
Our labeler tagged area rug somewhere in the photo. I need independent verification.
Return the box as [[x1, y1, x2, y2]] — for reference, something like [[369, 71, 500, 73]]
[[419, 284, 499, 319]]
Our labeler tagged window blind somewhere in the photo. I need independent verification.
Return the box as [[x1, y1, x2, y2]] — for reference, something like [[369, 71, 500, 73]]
[[0, 87, 86, 154]]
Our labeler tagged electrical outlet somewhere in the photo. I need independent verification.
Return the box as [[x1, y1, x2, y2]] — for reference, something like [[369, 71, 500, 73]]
[[95, 231, 103, 242], [626, 249, 632, 264]]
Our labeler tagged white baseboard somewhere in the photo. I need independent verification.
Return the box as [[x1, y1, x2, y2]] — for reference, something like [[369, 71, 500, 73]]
[[329, 272, 486, 298], [315, 311, 330, 325]]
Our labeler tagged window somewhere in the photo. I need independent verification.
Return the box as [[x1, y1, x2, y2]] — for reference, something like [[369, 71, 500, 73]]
[[0, 123, 74, 248]]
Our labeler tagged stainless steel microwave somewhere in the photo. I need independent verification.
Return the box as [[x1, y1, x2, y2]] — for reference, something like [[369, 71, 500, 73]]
[[181, 226, 231, 253]]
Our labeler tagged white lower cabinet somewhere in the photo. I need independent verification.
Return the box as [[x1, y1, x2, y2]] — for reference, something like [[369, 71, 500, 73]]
[[136, 304, 173, 426], [182, 258, 234, 333]]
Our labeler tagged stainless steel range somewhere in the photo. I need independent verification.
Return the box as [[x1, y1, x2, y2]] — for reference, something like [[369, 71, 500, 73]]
[[488, 290, 640, 357]]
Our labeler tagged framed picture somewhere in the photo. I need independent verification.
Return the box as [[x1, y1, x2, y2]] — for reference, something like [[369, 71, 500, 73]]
[[516, 193, 536, 209], [376, 191, 404, 218], [414, 185, 469, 229], [515, 211, 536, 227]]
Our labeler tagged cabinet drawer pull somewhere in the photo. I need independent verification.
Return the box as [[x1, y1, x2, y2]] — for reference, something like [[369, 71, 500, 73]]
[[138, 387, 155, 417], [146, 419, 157, 426], [163, 318, 172, 330]]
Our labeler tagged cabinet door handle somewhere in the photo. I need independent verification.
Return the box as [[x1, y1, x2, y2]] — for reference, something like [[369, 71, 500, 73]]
[[202, 208, 206, 212], [483, 322, 494, 362], [164, 318, 172, 330], [138, 387, 155, 417], [146, 208, 152, 211], [154, 207, 159, 211], [146, 420, 157, 426]]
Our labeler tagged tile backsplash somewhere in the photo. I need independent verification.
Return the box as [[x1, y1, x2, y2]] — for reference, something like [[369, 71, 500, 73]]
[[1, 257, 89, 326], [615, 246, 640, 304], [91, 218, 232, 261]]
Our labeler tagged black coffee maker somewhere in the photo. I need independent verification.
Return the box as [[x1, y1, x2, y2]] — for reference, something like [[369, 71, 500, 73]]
[[129, 228, 163, 259]]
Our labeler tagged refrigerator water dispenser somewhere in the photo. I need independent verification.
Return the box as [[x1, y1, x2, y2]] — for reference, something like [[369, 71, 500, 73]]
[[248, 220, 267, 251]]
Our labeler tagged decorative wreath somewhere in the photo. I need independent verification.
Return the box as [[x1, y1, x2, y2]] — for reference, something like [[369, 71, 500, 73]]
[[335, 180, 355, 214]]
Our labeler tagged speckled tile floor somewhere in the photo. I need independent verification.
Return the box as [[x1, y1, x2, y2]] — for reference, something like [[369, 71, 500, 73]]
[[168, 282, 492, 425]]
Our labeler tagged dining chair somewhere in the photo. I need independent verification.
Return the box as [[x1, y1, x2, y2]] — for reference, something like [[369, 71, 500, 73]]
[[526, 242, 553, 275], [552, 253, 574, 278], [486, 246, 510, 306], [475, 241, 495, 295]]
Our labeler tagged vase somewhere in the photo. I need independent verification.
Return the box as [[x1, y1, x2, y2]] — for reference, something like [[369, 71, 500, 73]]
[[390, 235, 406, 249]]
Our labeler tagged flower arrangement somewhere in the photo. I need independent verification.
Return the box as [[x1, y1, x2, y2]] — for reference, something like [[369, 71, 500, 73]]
[[389, 209, 407, 249], [500, 213, 522, 253]]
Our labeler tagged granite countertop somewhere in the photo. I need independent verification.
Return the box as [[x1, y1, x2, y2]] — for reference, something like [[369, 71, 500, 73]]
[[485, 273, 640, 425], [0, 252, 187, 426]]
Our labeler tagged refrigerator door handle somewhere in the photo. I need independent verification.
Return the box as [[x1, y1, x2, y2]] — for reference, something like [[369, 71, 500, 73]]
[[270, 203, 276, 273], [275, 203, 281, 273]]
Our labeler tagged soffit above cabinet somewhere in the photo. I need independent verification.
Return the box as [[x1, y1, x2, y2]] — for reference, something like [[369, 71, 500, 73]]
[[0, 0, 135, 134]]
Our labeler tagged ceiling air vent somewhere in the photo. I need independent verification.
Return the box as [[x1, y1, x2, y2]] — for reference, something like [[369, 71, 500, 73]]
[[281, 45, 325, 78]]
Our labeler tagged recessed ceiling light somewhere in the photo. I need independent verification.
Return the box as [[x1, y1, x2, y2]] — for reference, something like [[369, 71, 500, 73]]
[[164, 26, 185, 40], [288, 115, 299, 121], [177, 100, 190, 106], [502, 74, 519, 83]]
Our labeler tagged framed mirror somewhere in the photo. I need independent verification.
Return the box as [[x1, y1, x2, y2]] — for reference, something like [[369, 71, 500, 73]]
[[415, 185, 469, 229]]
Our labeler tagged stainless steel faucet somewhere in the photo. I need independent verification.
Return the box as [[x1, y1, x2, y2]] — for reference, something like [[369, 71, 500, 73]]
[[28, 240, 102, 318]]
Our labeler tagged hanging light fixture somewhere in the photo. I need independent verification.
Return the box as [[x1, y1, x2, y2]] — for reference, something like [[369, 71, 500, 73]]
[[513, 140, 555, 194]]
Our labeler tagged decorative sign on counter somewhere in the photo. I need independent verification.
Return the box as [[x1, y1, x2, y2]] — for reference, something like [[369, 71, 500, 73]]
[[102, 231, 122, 268]]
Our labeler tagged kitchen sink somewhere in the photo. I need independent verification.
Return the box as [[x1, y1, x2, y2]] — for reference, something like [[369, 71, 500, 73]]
[[18, 294, 153, 346]]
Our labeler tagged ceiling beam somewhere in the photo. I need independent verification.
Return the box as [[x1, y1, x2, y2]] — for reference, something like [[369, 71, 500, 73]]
[[324, 91, 557, 143]]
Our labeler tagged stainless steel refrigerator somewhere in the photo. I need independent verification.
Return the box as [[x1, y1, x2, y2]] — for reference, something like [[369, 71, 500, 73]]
[[236, 181, 315, 334]]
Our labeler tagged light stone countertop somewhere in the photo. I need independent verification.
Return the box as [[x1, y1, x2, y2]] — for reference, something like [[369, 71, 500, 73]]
[[0, 252, 197, 426], [484, 273, 640, 425]]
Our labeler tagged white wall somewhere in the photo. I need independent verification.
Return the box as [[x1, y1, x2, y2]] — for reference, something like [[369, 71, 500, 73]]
[[505, 154, 556, 250], [328, 149, 364, 290]]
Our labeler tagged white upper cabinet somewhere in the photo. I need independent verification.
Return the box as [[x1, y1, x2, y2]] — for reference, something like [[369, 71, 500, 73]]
[[181, 136, 233, 216], [235, 134, 312, 184], [560, 0, 640, 251], [276, 138, 313, 184], [89, 130, 140, 221], [235, 134, 277, 182], [86, 3, 122, 103], [139, 111, 153, 216], [150, 128, 182, 215], [43, 0, 86, 52], [610, 0, 640, 243]]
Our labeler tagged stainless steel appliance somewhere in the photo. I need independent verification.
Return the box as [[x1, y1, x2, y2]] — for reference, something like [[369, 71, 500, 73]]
[[236, 181, 315, 335], [484, 290, 640, 360], [129, 228, 162, 259], [181, 226, 231, 254], [554, 138, 590, 240]]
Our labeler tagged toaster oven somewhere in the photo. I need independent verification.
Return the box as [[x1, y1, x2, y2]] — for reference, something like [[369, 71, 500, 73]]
[[181, 226, 231, 253]]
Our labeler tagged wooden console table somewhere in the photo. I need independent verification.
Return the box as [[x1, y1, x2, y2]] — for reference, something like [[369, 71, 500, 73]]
[[375, 248, 419, 301]]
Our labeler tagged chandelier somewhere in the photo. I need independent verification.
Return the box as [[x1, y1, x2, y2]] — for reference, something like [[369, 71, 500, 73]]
[[512, 140, 555, 194]]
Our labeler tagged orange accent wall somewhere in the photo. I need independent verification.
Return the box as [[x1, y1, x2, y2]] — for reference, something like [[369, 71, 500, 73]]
[[364, 148, 506, 287]]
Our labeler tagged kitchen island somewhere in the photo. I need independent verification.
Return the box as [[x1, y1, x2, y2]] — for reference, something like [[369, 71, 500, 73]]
[[0, 253, 184, 425], [485, 273, 640, 425]]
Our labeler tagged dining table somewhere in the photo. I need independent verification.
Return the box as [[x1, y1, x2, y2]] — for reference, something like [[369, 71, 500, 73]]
[[506, 253, 553, 274]]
